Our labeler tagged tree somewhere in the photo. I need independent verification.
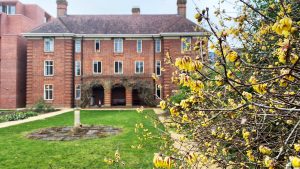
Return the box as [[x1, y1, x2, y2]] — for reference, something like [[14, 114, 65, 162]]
[[151, 0, 300, 168]]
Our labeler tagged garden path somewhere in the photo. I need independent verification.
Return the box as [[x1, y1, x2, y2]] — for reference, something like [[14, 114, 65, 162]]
[[0, 109, 72, 129]]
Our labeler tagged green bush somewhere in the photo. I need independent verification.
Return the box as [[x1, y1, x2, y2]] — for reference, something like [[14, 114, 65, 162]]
[[169, 86, 190, 104], [32, 99, 55, 113], [4, 111, 38, 121]]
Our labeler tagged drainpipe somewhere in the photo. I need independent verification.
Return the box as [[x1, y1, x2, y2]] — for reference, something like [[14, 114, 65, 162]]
[[72, 36, 75, 108], [152, 36, 156, 100]]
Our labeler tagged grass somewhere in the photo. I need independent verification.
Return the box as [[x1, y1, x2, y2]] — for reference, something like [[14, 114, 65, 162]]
[[0, 110, 163, 169]]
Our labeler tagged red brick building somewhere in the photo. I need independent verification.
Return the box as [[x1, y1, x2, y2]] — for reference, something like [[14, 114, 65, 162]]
[[24, 0, 210, 108], [0, 0, 52, 108]]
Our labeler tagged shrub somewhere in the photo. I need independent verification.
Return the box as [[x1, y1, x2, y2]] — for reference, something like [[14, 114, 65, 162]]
[[32, 99, 55, 113], [4, 111, 38, 121]]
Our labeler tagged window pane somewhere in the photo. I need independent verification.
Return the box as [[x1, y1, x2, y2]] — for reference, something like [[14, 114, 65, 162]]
[[97, 62, 101, 73], [114, 62, 118, 73], [156, 61, 161, 76], [119, 62, 122, 73], [75, 61, 81, 76], [95, 40, 100, 52], [137, 40, 142, 53], [10, 6, 15, 14], [75, 85, 81, 99], [94, 62, 97, 73], [156, 85, 161, 98], [49, 90, 53, 100], [155, 39, 161, 53], [75, 40, 81, 53]]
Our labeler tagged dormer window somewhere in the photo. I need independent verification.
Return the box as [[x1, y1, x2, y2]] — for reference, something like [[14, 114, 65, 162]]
[[114, 38, 123, 53], [181, 37, 192, 52], [95, 40, 100, 52], [1, 5, 16, 15], [44, 38, 54, 52]]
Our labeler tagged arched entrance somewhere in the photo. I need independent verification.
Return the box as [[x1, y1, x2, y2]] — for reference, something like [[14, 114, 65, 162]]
[[111, 84, 126, 106], [91, 85, 104, 107], [133, 88, 144, 106]]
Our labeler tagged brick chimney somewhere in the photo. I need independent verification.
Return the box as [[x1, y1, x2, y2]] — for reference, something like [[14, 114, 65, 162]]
[[56, 0, 68, 17], [177, 0, 187, 18], [132, 7, 140, 16]]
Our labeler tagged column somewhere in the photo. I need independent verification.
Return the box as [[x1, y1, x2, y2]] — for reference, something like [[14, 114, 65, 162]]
[[126, 87, 132, 107], [104, 85, 111, 107]]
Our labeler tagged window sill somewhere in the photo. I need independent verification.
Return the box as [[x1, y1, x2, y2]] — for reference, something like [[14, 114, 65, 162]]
[[44, 52, 54, 55]]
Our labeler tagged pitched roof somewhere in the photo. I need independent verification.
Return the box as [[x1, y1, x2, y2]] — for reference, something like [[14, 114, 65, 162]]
[[30, 15, 208, 35]]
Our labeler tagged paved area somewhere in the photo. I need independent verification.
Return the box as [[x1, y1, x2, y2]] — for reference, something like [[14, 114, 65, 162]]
[[0, 108, 73, 129]]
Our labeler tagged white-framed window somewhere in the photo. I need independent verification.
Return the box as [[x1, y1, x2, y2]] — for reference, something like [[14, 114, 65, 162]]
[[44, 38, 54, 52], [114, 38, 123, 53], [156, 84, 162, 98], [156, 60, 161, 76], [114, 61, 123, 74], [75, 39, 81, 53], [137, 39, 142, 53], [1, 5, 16, 15], [135, 61, 144, 74], [75, 85, 81, 100], [181, 37, 192, 52], [44, 84, 53, 100], [155, 39, 161, 53], [95, 40, 100, 52], [93, 61, 102, 74], [44, 60, 54, 76], [75, 61, 81, 76]]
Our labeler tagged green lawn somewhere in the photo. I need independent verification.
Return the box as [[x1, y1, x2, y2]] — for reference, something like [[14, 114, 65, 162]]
[[0, 110, 162, 169]]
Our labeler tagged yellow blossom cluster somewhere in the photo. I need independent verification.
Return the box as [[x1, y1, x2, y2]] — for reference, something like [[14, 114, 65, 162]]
[[153, 154, 172, 169]]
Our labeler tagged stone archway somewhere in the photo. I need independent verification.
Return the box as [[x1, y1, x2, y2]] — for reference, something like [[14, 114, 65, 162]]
[[91, 85, 104, 106], [111, 84, 126, 106]]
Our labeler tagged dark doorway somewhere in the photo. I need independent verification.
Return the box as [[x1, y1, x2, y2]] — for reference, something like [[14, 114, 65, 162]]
[[92, 86, 104, 107], [111, 85, 126, 106], [132, 89, 142, 106]]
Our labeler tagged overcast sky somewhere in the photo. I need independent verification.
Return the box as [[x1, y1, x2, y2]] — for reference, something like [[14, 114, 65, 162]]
[[18, 0, 237, 26]]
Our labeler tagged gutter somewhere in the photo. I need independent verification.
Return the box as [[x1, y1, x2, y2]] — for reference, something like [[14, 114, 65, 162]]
[[22, 32, 211, 38]]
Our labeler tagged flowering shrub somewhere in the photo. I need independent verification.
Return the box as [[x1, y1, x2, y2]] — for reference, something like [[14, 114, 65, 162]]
[[152, 0, 300, 168]]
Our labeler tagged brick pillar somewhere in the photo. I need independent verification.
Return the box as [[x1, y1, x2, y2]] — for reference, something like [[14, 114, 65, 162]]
[[126, 87, 132, 107], [104, 85, 111, 107]]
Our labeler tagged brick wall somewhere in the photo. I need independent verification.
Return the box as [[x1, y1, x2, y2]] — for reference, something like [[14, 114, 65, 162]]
[[27, 38, 74, 108], [27, 36, 207, 108], [0, 1, 51, 109]]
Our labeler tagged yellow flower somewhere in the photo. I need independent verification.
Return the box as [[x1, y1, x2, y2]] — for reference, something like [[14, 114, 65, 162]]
[[215, 75, 224, 86], [242, 129, 250, 140], [249, 76, 257, 84], [246, 150, 255, 162], [294, 144, 300, 152], [259, 145, 272, 155], [227, 70, 234, 78], [279, 79, 288, 87], [186, 152, 199, 165], [182, 114, 190, 123], [226, 51, 238, 62], [264, 156, 275, 169], [242, 91, 252, 101], [170, 107, 179, 117], [163, 156, 172, 169], [253, 83, 267, 95], [290, 54, 299, 64], [153, 153, 164, 168], [291, 156, 300, 168], [272, 17, 293, 37], [160, 101, 167, 110]]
